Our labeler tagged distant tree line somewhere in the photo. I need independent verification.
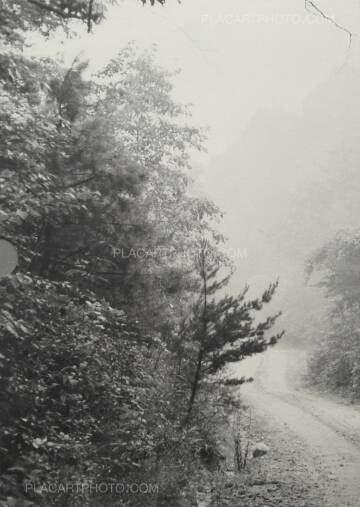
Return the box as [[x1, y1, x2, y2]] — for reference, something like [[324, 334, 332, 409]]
[[307, 230, 360, 398]]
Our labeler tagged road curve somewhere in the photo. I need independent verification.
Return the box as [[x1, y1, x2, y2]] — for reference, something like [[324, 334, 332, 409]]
[[235, 347, 360, 506]]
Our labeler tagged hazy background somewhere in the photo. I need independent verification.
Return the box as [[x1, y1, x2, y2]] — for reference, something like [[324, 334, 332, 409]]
[[31, 0, 360, 346]]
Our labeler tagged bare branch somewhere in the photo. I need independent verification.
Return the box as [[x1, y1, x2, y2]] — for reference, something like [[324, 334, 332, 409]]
[[62, 174, 101, 189], [305, 0, 353, 48]]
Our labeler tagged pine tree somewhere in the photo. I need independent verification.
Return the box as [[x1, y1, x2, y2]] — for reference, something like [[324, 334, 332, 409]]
[[185, 239, 284, 419]]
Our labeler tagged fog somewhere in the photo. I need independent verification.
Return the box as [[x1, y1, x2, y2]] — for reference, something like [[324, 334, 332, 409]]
[[32, 0, 360, 346], [201, 63, 360, 344]]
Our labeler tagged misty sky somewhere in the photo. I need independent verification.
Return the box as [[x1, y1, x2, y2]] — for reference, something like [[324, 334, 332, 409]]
[[31, 0, 360, 344], [31, 0, 359, 152]]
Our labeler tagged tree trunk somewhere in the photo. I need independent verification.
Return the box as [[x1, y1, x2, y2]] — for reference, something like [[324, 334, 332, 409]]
[[185, 242, 208, 423], [186, 347, 203, 420]]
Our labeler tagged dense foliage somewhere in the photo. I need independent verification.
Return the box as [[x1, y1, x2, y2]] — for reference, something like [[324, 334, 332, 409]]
[[1, 0, 166, 41], [306, 229, 360, 397], [0, 5, 282, 506]]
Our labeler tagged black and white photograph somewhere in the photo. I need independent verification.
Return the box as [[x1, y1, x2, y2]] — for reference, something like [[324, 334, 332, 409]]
[[1, 1, 360, 505]]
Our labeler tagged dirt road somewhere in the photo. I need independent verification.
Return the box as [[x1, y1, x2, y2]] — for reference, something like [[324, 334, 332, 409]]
[[232, 347, 360, 506]]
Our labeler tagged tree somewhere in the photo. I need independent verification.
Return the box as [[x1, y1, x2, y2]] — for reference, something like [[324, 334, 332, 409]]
[[1, 0, 167, 41], [306, 229, 360, 396], [91, 46, 216, 328], [182, 240, 284, 420], [0, 3, 285, 504]]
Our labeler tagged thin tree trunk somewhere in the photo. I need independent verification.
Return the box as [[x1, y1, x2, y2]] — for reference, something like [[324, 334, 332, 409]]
[[186, 347, 204, 417], [185, 244, 208, 421]]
